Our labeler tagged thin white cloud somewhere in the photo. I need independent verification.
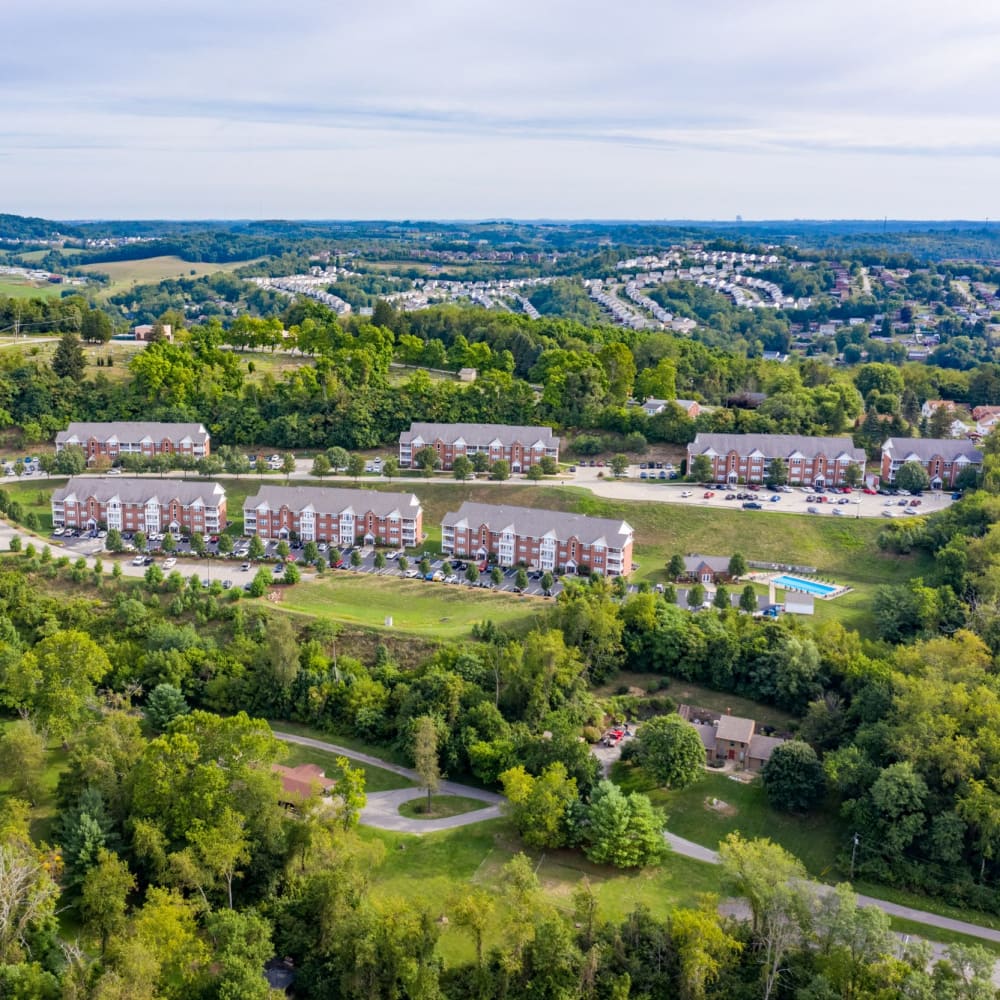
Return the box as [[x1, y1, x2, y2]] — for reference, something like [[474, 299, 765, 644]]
[[0, 0, 998, 217]]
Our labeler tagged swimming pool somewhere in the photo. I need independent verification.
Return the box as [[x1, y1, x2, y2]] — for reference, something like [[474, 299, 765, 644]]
[[771, 575, 838, 597]]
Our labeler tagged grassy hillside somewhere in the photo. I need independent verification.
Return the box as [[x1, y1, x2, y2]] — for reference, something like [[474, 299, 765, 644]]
[[2, 475, 928, 638], [75, 255, 261, 298]]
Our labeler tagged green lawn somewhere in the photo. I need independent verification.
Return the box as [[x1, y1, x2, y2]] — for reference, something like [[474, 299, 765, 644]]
[[613, 762, 846, 880], [361, 819, 723, 966], [278, 573, 547, 639], [0, 279, 66, 299], [398, 795, 492, 820], [278, 738, 413, 793]]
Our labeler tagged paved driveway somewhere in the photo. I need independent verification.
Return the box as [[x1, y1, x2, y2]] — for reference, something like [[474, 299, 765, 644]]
[[273, 730, 502, 834]]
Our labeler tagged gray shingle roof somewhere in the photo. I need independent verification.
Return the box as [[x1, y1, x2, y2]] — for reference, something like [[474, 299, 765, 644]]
[[689, 433, 865, 463], [683, 554, 731, 574], [882, 437, 983, 463], [748, 734, 785, 763], [56, 422, 209, 445], [443, 501, 632, 548], [52, 476, 225, 506], [400, 422, 559, 448], [715, 715, 755, 745], [244, 485, 421, 518]]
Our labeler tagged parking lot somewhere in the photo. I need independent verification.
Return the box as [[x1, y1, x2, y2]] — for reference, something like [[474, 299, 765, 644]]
[[569, 465, 958, 519], [47, 528, 570, 596]]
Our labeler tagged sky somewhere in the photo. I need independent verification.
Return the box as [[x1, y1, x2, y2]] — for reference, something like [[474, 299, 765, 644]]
[[2, 0, 999, 220]]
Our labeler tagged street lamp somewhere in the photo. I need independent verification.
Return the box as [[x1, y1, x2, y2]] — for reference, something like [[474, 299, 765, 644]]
[[850, 832, 860, 879]]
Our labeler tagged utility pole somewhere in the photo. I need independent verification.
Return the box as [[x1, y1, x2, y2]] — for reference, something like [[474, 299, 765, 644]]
[[850, 832, 860, 880]]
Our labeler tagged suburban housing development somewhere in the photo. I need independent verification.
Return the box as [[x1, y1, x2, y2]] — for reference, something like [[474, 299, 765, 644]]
[[441, 501, 634, 576], [51, 477, 227, 535], [398, 422, 560, 471], [879, 437, 984, 488], [243, 485, 423, 547], [54, 421, 211, 463], [687, 432, 867, 486]]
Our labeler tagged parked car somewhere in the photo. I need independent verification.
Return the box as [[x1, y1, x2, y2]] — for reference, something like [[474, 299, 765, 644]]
[[741, 502, 762, 510]]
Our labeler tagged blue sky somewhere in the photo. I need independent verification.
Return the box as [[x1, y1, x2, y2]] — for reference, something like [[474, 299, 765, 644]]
[[2, 0, 999, 219]]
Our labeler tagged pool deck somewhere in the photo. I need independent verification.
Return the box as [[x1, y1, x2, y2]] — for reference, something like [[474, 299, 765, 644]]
[[750, 572, 850, 601]]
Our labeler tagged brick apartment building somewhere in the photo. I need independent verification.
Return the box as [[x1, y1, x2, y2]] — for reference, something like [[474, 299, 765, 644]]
[[243, 486, 423, 548], [687, 433, 866, 486], [55, 422, 210, 464], [880, 437, 983, 488], [52, 477, 226, 535], [441, 501, 633, 576], [398, 422, 559, 472]]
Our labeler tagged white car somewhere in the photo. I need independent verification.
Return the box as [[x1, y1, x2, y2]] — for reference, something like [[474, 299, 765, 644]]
[[680, 490, 692, 497], [163, 557, 177, 569], [52, 527, 64, 536], [131, 555, 146, 566]]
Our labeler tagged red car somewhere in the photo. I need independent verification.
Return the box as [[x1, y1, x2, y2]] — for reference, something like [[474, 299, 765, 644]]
[[863, 487, 877, 495], [703, 491, 715, 499]]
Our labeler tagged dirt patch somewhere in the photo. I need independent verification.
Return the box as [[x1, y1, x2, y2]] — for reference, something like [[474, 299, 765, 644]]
[[704, 796, 737, 817]]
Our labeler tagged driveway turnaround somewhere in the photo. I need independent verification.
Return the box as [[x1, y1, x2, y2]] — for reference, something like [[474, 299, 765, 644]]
[[360, 787, 502, 834], [272, 730, 502, 834]]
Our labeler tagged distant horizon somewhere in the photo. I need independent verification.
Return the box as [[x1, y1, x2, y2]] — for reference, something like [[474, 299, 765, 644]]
[[18, 215, 1000, 228]]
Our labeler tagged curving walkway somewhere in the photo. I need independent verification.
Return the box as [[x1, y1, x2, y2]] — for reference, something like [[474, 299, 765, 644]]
[[272, 730, 502, 833], [274, 731, 1000, 948]]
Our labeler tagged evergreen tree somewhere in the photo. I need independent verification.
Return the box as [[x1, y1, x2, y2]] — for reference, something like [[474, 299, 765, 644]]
[[52, 331, 85, 380]]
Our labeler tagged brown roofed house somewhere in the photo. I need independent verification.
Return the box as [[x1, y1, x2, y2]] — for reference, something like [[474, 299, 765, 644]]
[[272, 763, 337, 804]]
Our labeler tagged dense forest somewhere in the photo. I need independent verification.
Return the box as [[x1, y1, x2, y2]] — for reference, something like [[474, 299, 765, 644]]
[[4, 518, 1000, 997]]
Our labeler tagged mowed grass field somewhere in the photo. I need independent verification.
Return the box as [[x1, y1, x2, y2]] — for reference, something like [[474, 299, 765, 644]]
[[73, 255, 262, 299], [0, 278, 68, 299], [279, 574, 549, 639]]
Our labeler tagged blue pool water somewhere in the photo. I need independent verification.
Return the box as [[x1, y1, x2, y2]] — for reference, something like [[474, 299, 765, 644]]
[[771, 575, 838, 597]]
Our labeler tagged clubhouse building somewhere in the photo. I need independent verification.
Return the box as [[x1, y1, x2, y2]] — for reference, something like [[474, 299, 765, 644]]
[[55, 422, 211, 464], [52, 477, 226, 535], [879, 437, 983, 488], [243, 486, 423, 548], [686, 433, 866, 487], [398, 422, 559, 472], [441, 501, 633, 576]]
